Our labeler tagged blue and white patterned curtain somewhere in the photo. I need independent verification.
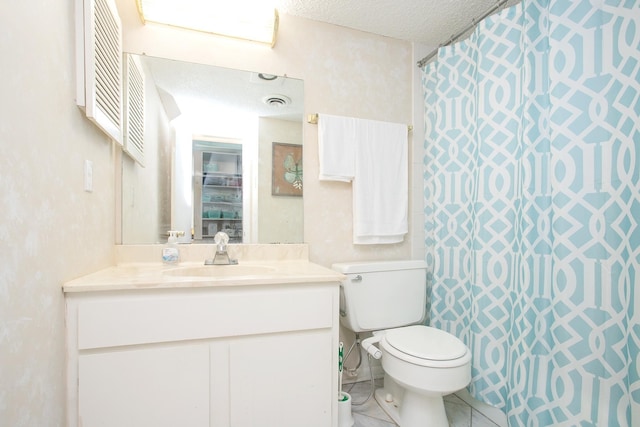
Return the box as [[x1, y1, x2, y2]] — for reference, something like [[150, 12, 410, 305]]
[[423, 0, 640, 425]]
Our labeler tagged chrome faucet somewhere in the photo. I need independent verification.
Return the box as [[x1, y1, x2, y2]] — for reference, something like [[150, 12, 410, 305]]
[[205, 232, 238, 265]]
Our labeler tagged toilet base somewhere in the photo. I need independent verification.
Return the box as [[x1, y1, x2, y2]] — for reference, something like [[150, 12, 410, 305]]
[[374, 388, 401, 425], [374, 387, 448, 427]]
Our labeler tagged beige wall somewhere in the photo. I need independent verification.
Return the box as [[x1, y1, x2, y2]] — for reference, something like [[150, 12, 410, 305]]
[[0, 2, 117, 426], [0, 1, 426, 425]]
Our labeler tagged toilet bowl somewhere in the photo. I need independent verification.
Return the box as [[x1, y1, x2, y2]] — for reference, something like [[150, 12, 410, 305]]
[[361, 325, 471, 427], [373, 325, 471, 427], [380, 325, 471, 393], [332, 260, 472, 427]]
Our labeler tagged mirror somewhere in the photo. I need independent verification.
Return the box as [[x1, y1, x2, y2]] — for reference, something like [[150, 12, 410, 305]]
[[120, 55, 304, 245]]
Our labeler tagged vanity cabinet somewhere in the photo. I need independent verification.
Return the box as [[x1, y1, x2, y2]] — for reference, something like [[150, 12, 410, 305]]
[[65, 283, 339, 427], [194, 148, 243, 242]]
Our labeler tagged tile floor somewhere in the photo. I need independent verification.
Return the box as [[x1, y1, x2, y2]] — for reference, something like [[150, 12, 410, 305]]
[[343, 380, 504, 427]]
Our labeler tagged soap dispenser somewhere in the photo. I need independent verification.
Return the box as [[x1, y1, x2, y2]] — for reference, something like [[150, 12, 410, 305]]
[[162, 230, 183, 264]]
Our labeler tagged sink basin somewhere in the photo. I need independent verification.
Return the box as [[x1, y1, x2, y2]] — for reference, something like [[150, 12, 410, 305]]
[[163, 265, 276, 278]]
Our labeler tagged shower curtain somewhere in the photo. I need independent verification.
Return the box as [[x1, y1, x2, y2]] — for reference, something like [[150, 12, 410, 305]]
[[422, 0, 640, 425]]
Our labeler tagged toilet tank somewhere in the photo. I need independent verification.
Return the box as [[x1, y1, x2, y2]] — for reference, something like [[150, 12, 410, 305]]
[[332, 260, 428, 332]]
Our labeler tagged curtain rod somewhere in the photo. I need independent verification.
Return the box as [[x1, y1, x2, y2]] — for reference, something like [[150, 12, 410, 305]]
[[416, 0, 510, 69], [307, 114, 413, 132]]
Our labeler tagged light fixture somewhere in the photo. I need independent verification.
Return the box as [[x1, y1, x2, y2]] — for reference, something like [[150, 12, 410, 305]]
[[136, 0, 279, 46], [258, 73, 278, 81]]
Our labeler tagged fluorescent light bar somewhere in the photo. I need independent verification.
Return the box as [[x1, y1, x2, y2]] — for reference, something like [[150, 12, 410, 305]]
[[136, 0, 278, 46]]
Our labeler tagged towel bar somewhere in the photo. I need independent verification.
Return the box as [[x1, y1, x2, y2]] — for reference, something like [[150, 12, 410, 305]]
[[307, 113, 413, 132]]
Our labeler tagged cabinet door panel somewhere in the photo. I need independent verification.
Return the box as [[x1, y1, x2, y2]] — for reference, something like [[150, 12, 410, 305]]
[[229, 330, 333, 427], [79, 344, 209, 427]]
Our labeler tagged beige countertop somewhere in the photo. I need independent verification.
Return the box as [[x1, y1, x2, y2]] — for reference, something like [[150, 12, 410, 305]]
[[63, 260, 346, 293]]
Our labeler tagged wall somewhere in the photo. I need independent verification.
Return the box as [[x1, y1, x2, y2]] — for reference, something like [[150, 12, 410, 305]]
[[115, 0, 416, 267], [258, 117, 304, 244], [410, 44, 432, 262], [0, 2, 117, 426]]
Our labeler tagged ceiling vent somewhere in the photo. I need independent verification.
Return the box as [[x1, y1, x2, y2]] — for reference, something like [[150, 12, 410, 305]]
[[262, 94, 291, 107]]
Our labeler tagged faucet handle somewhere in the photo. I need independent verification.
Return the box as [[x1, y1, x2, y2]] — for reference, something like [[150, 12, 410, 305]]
[[214, 232, 229, 247]]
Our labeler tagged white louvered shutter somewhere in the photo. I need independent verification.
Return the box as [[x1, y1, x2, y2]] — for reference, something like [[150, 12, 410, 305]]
[[123, 54, 145, 165], [77, 0, 123, 143]]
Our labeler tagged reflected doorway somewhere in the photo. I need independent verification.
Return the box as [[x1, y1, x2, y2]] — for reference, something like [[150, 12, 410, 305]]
[[193, 139, 246, 242]]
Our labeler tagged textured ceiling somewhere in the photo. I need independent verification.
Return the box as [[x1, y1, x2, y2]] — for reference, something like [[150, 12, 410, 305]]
[[274, 0, 515, 46]]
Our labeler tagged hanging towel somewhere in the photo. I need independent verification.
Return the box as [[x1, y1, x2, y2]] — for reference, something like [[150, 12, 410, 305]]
[[352, 118, 407, 244], [318, 114, 357, 182], [317, 113, 408, 244]]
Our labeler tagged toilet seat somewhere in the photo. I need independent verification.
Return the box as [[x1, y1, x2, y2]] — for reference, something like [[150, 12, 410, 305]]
[[380, 325, 470, 368]]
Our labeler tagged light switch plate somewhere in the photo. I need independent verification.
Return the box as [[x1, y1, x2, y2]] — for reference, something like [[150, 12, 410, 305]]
[[84, 159, 93, 192]]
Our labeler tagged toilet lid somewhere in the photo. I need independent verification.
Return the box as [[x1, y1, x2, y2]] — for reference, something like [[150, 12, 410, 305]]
[[385, 325, 468, 361]]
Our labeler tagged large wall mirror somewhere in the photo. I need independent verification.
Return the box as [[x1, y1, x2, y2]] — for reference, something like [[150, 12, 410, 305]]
[[120, 55, 304, 245]]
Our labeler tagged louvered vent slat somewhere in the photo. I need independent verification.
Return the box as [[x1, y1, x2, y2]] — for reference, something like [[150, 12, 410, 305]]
[[123, 54, 145, 165]]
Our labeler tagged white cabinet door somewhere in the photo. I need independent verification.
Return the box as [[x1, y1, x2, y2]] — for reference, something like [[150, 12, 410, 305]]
[[79, 344, 210, 427], [229, 330, 334, 427]]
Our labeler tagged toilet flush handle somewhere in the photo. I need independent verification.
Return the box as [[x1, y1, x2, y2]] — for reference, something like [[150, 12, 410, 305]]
[[352, 275, 362, 282]]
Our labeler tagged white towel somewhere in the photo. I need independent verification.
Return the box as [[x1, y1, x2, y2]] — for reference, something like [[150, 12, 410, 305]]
[[318, 114, 357, 182], [317, 113, 408, 244], [352, 118, 407, 244]]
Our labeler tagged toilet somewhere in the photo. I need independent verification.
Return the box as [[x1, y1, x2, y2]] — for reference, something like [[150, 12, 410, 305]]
[[332, 260, 471, 427]]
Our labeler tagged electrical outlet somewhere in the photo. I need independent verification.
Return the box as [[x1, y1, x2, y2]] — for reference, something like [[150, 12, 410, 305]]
[[84, 159, 93, 192]]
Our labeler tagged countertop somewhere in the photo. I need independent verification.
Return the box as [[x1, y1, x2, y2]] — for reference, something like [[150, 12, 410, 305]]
[[63, 260, 346, 293]]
